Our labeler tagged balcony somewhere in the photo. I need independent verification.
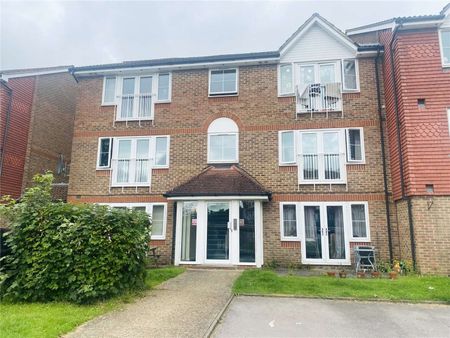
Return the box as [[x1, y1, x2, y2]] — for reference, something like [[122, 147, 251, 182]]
[[115, 93, 154, 124], [110, 158, 152, 189], [299, 152, 347, 185], [296, 83, 342, 117]]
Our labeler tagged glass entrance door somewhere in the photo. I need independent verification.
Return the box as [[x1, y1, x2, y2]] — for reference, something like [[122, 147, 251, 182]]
[[239, 201, 255, 263], [206, 202, 230, 261], [326, 205, 346, 262]]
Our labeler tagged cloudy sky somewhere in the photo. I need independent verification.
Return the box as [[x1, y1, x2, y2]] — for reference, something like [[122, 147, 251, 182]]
[[1, 0, 448, 70]]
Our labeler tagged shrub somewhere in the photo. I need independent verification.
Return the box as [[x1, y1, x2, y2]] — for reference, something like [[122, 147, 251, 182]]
[[0, 173, 150, 304]]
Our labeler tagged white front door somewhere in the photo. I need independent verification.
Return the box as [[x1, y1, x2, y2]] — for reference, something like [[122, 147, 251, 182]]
[[175, 200, 263, 267], [301, 203, 350, 265]]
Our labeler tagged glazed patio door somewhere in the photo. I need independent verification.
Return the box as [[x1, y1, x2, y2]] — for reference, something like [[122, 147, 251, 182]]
[[301, 203, 349, 265], [206, 202, 231, 263]]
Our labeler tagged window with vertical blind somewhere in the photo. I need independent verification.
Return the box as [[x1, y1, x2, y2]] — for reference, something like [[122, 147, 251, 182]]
[[104, 203, 167, 239], [280, 203, 299, 240]]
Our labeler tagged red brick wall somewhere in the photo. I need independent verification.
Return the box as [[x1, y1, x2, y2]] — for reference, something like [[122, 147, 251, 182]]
[[0, 77, 36, 199]]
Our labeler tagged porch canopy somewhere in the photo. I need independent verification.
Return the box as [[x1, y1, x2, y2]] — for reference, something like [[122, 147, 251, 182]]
[[164, 165, 271, 200]]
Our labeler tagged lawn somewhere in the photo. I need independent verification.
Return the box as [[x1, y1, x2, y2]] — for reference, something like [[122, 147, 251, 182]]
[[233, 269, 450, 303], [0, 267, 184, 338]]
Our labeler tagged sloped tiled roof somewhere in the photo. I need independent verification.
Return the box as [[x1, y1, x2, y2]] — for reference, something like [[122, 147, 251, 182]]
[[164, 165, 271, 198]]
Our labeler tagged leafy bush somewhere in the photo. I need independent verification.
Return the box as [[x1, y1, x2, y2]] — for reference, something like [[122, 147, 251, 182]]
[[0, 173, 150, 304]]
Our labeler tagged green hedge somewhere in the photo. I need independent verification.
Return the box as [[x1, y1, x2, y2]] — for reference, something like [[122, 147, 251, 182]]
[[0, 173, 151, 304]]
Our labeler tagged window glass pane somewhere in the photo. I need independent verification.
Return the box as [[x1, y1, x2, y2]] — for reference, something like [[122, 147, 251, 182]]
[[139, 77, 152, 94], [155, 137, 168, 166], [136, 139, 149, 182], [132, 206, 147, 212], [343, 60, 357, 90], [118, 140, 131, 159], [320, 64, 335, 84], [442, 31, 450, 64], [323, 132, 339, 154], [210, 71, 224, 93], [327, 206, 345, 259], [99, 138, 111, 167], [300, 66, 315, 87], [348, 129, 362, 161], [209, 134, 236, 162], [210, 70, 236, 93], [104, 77, 116, 103], [281, 132, 294, 163], [239, 201, 255, 262], [122, 78, 135, 95], [181, 202, 197, 261], [136, 139, 149, 159], [223, 69, 236, 92], [283, 204, 297, 237], [324, 132, 340, 180], [280, 64, 293, 94], [151, 205, 164, 236], [158, 74, 170, 100], [302, 133, 317, 154], [304, 206, 322, 259], [351, 204, 367, 238]]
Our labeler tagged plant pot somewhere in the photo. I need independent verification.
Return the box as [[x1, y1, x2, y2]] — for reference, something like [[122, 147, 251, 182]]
[[389, 271, 398, 280], [357, 272, 366, 278], [371, 271, 381, 278], [339, 271, 347, 278], [327, 271, 336, 277]]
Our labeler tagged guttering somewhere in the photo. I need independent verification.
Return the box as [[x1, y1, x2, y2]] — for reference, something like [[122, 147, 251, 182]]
[[374, 47, 393, 263], [388, 21, 417, 270], [0, 82, 13, 176]]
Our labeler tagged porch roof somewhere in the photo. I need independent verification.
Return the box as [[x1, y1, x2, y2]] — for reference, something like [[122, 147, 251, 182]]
[[163, 165, 271, 199]]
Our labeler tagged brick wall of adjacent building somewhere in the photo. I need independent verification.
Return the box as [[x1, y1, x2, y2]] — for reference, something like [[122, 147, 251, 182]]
[[68, 57, 392, 266]]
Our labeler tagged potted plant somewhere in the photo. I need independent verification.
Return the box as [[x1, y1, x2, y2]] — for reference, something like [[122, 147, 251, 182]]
[[389, 271, 398, 279], [327, 271, 336, 277], [339, 270, 347, 278], [371, 271, 381, 278], [357, 271, 366, 278]]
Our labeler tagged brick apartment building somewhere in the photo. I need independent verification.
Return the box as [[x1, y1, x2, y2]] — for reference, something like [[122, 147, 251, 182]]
[[347, 4, 450, 274], [68, 14, 394, 269], [0, 67, 77, 200]]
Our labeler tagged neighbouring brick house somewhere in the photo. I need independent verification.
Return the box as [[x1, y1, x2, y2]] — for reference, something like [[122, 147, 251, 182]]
[[0, 67, 77, 201], [68, 14, 395, 269], [347, 4, 450, 275]]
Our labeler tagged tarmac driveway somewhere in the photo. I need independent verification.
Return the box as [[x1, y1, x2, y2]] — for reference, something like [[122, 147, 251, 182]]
[[213, 296, 450, 337], [66, 269, 240, 338]]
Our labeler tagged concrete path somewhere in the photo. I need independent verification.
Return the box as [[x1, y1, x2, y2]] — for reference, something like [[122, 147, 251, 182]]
[[66, 269, 240, 338], [213, 296, 450, 338]]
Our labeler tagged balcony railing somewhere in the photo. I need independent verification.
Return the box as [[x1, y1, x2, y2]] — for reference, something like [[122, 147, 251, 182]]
[[110, 158, 151, 189], [116, 94, 154, 123], [296, 83, 342, 117], [299, 153, 346, 184]]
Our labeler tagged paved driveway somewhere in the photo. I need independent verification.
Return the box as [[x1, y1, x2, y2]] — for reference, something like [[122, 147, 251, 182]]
[[66, 269, 240, 338], [213, 296, 450, 337]]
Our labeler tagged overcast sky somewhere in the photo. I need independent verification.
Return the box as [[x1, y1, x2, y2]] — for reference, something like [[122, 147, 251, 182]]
[[1, 0, 448, 70]]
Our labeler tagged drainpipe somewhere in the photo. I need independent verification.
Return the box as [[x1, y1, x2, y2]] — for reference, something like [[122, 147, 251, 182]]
[[374, 47, 393, 263], [0, 83, 13, 176], [171, 202, 177, 264], [388, 21, 417, 270]]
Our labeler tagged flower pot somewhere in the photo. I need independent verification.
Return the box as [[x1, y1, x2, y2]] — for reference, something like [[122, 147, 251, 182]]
[[339, 271, 347, 278], [357, 272, 366, 278], [327, 271, 336, 277], [389, 271, 398, 280], [371, 271, 381, 278]]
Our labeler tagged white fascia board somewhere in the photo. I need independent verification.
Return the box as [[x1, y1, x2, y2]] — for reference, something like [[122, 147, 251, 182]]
[[1, 69, 69, 81], [346, 21, 395, 36], [166, 195, 269, 201], [74, 58, 280, 77]]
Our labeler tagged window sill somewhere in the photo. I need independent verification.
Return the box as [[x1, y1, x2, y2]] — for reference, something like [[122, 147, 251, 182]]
[[350, 238, 371, 243], [207, 161, 239, 165], [347, 161, 365, 165], [115, 118, 154, 122], [151, 236, 166, 241], [110, 183, 151, 188], [155, 100, 171, 104], [96, 167, 111, 171], [101, 102, 117, 107], [280, 237, 301, 242], [299, 181, 347, 185], [208, 93, 238, 98], [279, 163, 297, 166], [277, 94, 295, 98]]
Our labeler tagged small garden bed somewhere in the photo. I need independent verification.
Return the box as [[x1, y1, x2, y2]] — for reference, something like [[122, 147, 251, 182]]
[[0, 267, 184, 338], [233, 269, 450, 303]]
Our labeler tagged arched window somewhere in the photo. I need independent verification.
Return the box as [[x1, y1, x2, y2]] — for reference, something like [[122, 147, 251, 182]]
[[207, 117, 239, 163]]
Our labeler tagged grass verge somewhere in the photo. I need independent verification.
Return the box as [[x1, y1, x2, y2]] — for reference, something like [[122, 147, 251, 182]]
[[0, 267, 185, 338], [233, 269, 450, 303]]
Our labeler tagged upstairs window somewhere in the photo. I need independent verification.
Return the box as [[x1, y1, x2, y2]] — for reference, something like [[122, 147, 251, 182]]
[[346, 128, 365, 163], [209, 69, 238, 96], [439, 30, 450, 67], [158, 73, 171, 101], [97, 137, 113, 169], [207, 118, 239, 163], [110, 136, 170, 187], [102, 77, 116, 105], [279, 131, 296, 164], [279, 64, 294, 96], [342, 59, 358, 91]]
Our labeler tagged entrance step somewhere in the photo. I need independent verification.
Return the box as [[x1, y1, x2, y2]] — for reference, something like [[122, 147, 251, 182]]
[[183, 264, 252, 270]]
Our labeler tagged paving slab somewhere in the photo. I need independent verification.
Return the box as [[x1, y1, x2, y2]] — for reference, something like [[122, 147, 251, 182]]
[[66, 269, 240, 338], [213, 296, 450, 338]]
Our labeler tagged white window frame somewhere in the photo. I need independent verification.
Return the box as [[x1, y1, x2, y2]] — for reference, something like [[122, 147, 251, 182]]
[[345, 127, 365, 163], [298, 129, 347, 184], [96, 137, 113, 169], [438, 29, 450, 68], [157, 73, 172, 102], [102, 76, 117, 106], [348, 202, 370, 242], [341, 59, 360, 92], [207, 133, 239, 164], [278, 130, 296, 165], [280, 202, 301, 241], [278, 63, 295, 96], [110, 135, 170, 187], [101, 203, 167, 240], [208, 68, 239, 96], [154, 136, 170, 168]]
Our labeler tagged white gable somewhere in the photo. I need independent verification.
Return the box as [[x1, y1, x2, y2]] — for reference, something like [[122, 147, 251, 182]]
[[281, 21, 357, 63]]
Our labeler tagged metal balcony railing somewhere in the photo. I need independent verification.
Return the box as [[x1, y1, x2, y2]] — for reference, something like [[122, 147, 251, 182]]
[[299, 153, 345, 184], [115, 94, 154, 125], [109, 158, 152, 190], [296, 83, 342, 117]]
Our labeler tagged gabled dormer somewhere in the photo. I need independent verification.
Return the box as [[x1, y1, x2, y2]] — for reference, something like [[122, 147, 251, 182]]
[[278, 14, 361, 116]]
